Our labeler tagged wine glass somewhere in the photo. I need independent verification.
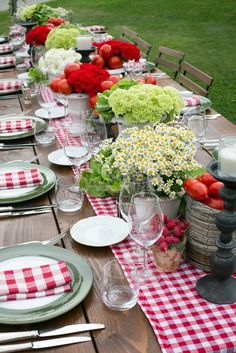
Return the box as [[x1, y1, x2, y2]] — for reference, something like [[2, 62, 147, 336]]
[[36, 83, 57, 144], [57, 93, 69, 127], [86, 115, 107, 155], [128, 192, 163, 277], [183, 108, 207, 145], [64, 124, 91, 184]]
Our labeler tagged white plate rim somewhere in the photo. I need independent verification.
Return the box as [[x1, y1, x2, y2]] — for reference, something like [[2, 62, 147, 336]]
[[35, 107, 65, 119], [48, 149, 73, 166], [70, 215, 129, 247]]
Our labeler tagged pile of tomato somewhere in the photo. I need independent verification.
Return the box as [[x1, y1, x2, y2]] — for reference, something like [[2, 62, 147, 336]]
[[183, 172, 224, 210]]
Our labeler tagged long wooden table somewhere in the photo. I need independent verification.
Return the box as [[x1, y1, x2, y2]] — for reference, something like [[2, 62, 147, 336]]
[[0, 69, 235, 353]]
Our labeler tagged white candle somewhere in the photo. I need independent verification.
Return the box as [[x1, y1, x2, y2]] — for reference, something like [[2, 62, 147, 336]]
[[219, 146, 236, 177], [76, 35, 93, 50]]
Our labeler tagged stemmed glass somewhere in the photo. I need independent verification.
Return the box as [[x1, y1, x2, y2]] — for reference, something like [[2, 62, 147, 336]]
[[57, 93, 69, 127], [37, 83, 57, 144], [85, 115, 107, 155], [64, 124, 91, 184], [128, 192, 163, 277], [183, 108, 208, 145]]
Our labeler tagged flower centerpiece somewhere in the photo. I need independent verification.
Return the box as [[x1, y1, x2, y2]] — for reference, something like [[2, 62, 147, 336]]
[[49, 63, 110, 119], [95, 79, 184, 125], [92, 40, 141, 70], [80, 124, 201, 198], [16, 3, 71, 25], [26, 25, 52, 46], [45, 24, 81, 50]]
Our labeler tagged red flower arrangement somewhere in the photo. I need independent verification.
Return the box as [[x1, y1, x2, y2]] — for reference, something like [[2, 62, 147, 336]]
[[94, 40, 141, 61], [26, 25, 52, 46], [67, 63, 110, 96]]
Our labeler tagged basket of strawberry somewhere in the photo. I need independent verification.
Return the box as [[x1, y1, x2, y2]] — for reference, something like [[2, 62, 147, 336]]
[[152, 215, 188, 272]]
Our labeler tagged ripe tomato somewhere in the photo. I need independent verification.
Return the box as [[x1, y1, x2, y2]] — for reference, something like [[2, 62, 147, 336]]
[[199, 172, 217, 186], [109, 75, 120, 83], [99, 80, 114, 92], [88, 95, 97, 109], [64, 63, 80, 78], [183, 178, 198, 190], [204, 197, 224, 210], [144, 74, 157, 85], [107, 55, 123, 69], [91, 55, 105, 68], [185, 181, 209, 202], [208, 181, 224, 198], [49, 78, 61, 93], [99, 44, 112, 59], [58, 79, 73, 95]]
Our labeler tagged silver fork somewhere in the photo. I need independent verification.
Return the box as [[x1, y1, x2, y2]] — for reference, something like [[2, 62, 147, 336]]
[[0, 230, 68, 249]]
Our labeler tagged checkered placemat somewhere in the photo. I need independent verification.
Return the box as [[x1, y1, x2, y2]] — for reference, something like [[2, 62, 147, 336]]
[[0, 79, 21, 92], [53, 118, 236, 353], [0, 44, 13, 54], [0, 260, 72, 301], [0, 56, 15, 66], [0, 119, 32, 133], [0, 168, 42, 190]]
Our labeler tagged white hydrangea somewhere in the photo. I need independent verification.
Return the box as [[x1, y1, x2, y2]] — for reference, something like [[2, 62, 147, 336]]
[[38, 48, 81, 75]]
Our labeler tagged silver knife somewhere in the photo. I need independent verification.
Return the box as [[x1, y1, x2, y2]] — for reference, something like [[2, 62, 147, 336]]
[[0, 209, 51, 218], [0, 323, 105, 343], [0, 336, 91, 353], [0, 204, 58, 212]]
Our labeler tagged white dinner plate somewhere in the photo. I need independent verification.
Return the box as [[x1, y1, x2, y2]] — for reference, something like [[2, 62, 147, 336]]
[[48, 148, 91, 166], [108, 67, 125, 75], [0, 62, 15, 69], [48, 149, 73, 166], [70, 215, 129, 247], [35, 107, 65, 119]]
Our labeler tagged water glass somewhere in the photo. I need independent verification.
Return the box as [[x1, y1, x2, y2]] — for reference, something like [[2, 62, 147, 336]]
[[101, 259, 139, 311], [183, 109, 207, 143], [86, 116, 107, 155], [34, 120, 55, 145], [55, 176, 84, 212]]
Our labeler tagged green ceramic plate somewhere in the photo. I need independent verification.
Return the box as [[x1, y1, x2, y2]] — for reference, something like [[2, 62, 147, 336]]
[[0, 161, 56, 204], [0, 244, 93, 324], [212, 147, 218, 160], [0, 115, 47, 140]]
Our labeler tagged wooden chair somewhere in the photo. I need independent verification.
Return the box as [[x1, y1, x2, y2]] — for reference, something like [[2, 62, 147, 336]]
[[120, 26, 138, 44], [154, 46, 185, 79], [178, 62, 213, 97], [134, 36, 152, 59]]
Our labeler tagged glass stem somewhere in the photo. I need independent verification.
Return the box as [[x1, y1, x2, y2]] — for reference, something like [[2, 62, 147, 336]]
[[143, 246, 148, 270], [47, 110, 54, 132], [74, 166, 81, 184]]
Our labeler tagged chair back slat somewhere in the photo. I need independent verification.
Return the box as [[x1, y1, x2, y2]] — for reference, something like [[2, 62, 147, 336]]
[[182, 62, 213, 86], [134, 36, 152, 59], [155, 57, 180, 71], [154, 46, 185, 79], [158, 46, 185, 60], [179, 74, 209, 97], [121, 26, 138, 38]]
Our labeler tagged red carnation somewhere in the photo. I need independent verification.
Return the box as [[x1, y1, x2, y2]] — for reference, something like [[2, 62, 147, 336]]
[[67, 63, 109, 96], [26, 25, 51, 46]]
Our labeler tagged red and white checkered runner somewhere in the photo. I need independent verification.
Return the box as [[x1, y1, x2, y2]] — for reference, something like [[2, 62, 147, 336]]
[[53, 116, 236, 353]]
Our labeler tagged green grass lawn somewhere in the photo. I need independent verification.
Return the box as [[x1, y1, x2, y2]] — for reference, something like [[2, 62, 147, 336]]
[[0, 0, 235, 123]]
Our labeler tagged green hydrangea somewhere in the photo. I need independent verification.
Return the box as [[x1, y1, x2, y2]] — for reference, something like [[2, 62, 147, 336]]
[[108, 84, 184, 124], [17, 4, 71, 24], [45, 26, 79, 49]]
